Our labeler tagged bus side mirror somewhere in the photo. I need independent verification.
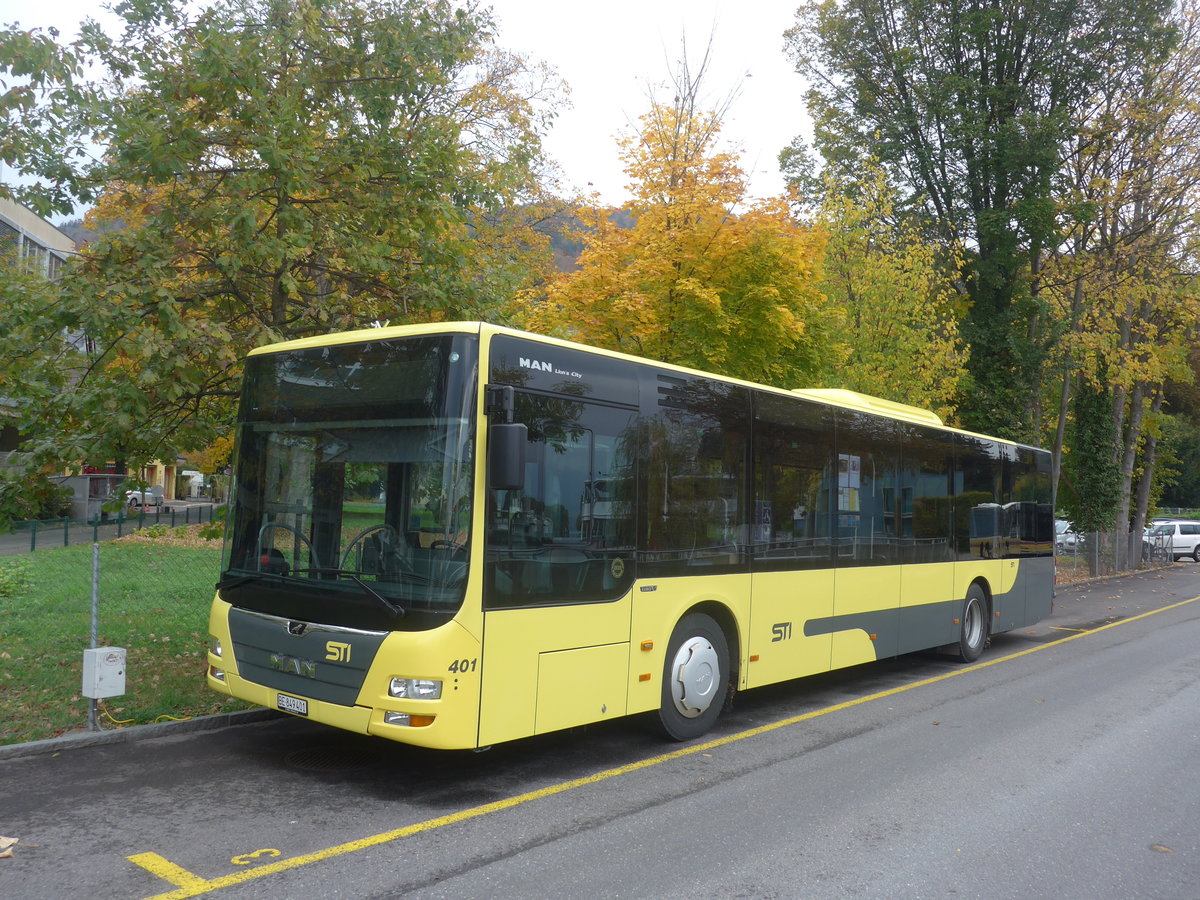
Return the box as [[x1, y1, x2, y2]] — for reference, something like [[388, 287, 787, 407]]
[[489, 423, 527, 491]]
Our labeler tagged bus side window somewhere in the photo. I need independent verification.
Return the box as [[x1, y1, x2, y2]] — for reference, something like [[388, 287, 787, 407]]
[[752, 391, 834, 570], [485, 393, 638, 608], [899, 425, 953, 564], [833, 411, 901, 565], [642, 375, 750, 577]]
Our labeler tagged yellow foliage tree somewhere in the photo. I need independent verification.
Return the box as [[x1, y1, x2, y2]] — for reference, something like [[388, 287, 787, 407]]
[[814, 160, 967, 422], [1044, 0, 1200, 551], [515, 85, 837, 388], [187, 434, 235, 475]]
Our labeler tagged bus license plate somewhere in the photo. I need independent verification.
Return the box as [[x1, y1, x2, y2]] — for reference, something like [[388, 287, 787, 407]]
[[277, 693, 308, 716]]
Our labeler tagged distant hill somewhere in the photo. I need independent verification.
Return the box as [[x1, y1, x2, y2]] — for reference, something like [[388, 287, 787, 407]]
[[541, 206, 635, 272], [58, 205, 636, 272], [56, 218, 99, 248]]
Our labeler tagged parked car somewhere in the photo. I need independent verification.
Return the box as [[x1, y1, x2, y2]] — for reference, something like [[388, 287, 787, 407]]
[[1055, 519, 1079, 551], [1146, 520, 1200, 562], [125, 485, 165, 508]]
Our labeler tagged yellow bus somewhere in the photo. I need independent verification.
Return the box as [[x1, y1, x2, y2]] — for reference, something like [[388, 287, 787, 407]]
[[206, 322, 1054, 749]]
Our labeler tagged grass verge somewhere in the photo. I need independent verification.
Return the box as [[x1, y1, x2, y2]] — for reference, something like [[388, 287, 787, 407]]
[[0, 531, 250, 746]]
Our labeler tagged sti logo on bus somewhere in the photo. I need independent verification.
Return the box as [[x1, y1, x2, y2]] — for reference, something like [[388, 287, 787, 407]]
[[326, 641, 352, 663], [518, 357, 582, 380], [771, 622, 793, 642]]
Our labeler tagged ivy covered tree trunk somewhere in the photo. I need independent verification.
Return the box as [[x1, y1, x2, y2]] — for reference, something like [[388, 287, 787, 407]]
[[1064, 377, 1122, 576]]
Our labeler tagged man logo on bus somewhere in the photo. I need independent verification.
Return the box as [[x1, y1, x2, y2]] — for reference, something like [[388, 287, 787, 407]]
[[269, 653, 317, 678], [519, 357, 583, 380]]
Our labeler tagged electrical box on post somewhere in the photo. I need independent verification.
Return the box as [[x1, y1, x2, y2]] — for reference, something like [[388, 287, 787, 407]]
[[82, 647, 126, 699]]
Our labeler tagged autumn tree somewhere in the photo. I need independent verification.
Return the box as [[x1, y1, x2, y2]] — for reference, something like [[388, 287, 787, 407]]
[[785, 0, 1175, 440], [1045, 0, 1200, 560], [186, 434, 235, 479], [813, 159, 967, 421], [516, 59, 835, 388], [0, 0, 563, 473]]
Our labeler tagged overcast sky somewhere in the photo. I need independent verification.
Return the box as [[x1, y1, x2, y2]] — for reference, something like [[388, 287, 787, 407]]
[[0, 0, 811, 213], [487, 0, 810, 203]]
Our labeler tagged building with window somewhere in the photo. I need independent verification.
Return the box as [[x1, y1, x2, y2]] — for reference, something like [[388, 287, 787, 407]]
[[1, 198, 190, 516], [0, 196, 74, 278], [0, 198, 76, 454]]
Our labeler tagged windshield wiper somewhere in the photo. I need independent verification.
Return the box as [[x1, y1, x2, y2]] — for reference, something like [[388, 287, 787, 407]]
[[350, 576, 406, 617], [215, 572, 282, 592], [221, 567, 406, 616]]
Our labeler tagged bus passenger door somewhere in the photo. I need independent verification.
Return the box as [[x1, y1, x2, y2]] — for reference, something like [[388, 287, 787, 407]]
[[829, 414, 902, 667], [479, 602, 632, 745], [478, 391, 639, 746]]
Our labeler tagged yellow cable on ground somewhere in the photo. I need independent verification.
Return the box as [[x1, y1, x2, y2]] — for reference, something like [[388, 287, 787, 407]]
[[98, 700, 136, 725], [98, 700, 193, 726]]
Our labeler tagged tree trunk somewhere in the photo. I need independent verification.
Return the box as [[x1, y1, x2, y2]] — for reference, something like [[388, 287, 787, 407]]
[[1115, 381, 1147, 568], [1052, 368, 1072, 503], [1051, 271, 1087, 504], [1130, 386, 1166, 565]]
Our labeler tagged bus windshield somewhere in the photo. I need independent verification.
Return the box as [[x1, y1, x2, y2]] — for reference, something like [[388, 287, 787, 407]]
[[220, 334, 477, 630]]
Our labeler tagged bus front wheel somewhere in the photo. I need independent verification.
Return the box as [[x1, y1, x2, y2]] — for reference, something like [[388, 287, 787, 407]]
[[956, 585, 989, 663], [656, 613, 729, 741]]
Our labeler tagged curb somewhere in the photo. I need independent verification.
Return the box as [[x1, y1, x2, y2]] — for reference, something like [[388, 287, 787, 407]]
[[1055, 562, 1176, 590], [0, 708, 282, 762]]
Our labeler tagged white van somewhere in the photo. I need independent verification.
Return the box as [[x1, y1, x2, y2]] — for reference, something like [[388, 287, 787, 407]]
[[1148, 520, 1200, 562]]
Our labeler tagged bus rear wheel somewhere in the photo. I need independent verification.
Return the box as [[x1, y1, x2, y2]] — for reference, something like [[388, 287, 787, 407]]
[[656, 613, 729, 741], [956, 585, 988, 663]]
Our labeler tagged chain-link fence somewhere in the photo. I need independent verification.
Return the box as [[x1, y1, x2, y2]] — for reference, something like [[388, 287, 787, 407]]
[[0, 513, 250, 746], [1055, 529, 1180, 580]]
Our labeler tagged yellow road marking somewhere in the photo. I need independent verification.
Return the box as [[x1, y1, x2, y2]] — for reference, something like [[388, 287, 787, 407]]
[[230, 848, 280, 866], [135, 593, 1200, 899], [128, 853, 211, 891]]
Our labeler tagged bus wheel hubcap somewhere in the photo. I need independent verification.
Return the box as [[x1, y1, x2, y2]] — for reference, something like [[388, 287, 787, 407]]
[[670, 637, 719, 718], [965, 599, 983, 646]]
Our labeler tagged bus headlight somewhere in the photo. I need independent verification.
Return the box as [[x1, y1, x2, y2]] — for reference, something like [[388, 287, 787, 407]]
[[383, 712, 435, 727], [209, 637, 223, 658], [389, 677, 442, 700]]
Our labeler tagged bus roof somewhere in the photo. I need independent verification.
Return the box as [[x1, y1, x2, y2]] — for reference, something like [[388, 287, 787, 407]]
[[790, 388, 943, 427], [247, 321, 1043, 451]]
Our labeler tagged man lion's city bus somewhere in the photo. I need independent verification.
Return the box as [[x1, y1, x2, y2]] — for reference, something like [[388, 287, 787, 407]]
[[207, 322, 1054, 749]]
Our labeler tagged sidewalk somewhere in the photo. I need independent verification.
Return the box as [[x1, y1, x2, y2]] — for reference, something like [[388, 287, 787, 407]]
[[0, 707, 280, 762], [0, 501, 221, 557]]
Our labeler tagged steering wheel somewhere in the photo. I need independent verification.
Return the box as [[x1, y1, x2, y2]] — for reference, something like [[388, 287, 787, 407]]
[[340, 524, 411, 573], [258, 522, 322, 571], [430, 539, 467, 554]]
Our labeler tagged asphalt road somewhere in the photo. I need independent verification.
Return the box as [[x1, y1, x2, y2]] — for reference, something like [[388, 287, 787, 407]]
[[3, 567, 1199, 900]]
